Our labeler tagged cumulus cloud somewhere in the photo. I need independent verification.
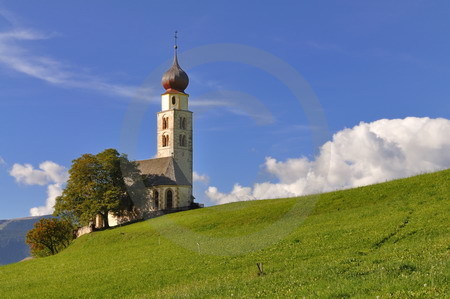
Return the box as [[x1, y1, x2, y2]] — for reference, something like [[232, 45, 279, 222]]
[[10, 161, 68, 185], [29, 183, 64, 216], [10, 161, 68, 216], [206, 117, 450, 204], [193, 171, 209, 184], [206, 185, 255, 205]]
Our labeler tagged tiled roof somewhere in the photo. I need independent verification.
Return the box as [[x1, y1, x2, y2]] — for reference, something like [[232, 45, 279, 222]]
[[136, 157, 190, 187]]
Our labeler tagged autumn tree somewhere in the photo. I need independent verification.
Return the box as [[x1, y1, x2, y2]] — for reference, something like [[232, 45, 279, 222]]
[[54, 149, 136, 228], [26, 218, 75, 257]]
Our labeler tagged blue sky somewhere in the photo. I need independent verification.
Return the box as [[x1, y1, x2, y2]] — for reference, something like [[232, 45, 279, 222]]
[[1, 0, 449, 219]]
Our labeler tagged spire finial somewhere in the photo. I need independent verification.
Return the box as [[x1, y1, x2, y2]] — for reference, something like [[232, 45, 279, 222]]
[[174, 30, 178, 50], [162, 30, 189, 92]]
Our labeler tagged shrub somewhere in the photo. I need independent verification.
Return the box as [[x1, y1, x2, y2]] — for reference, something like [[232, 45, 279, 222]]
[[26, 218, 75, 257]]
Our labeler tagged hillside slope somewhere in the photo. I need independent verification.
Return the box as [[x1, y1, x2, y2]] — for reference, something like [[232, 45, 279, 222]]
[[0, 170, 448, 297]]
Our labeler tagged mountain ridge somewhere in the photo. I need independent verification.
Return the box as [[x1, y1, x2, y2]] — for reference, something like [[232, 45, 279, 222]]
[[0, 215, 49, 265]]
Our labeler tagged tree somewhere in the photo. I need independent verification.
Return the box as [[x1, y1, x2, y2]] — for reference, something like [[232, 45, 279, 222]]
[[26, 218, 75, 257], [54, 149, 135, 228]]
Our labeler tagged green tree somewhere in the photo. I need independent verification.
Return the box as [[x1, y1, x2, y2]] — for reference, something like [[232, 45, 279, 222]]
[[54, 149, 136, 228], [26, 218, 75, 257]]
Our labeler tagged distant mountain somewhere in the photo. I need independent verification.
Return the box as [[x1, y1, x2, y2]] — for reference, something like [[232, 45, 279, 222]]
[[0, 216, 49, 265]]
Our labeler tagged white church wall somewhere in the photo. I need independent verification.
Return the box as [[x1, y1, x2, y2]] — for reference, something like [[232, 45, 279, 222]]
[[108, 209, 144, 227], [177, 186, 192, 207], [161, 93, 188, 111]]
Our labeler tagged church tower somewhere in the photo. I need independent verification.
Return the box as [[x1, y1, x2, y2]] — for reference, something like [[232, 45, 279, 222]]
[[157, 35, 193, 186], [107, 34, 197, 227]]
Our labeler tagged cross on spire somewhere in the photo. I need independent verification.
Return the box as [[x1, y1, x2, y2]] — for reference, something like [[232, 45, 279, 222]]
[[174, 30, 178, 50]]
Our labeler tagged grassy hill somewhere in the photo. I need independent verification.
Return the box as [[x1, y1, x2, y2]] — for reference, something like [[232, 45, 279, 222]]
[[0, 170, 448, 298]]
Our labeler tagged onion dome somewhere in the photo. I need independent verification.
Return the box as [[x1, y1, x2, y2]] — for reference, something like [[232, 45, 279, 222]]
[[161, 45, 189, 93]]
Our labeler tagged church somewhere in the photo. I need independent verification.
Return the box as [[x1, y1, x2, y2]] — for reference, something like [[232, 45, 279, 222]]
[[104, 40, 198, 229], [135, 40, 194, 211]]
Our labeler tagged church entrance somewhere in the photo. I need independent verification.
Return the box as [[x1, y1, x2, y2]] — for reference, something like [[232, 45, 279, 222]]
[[166, 189, 173, 210]]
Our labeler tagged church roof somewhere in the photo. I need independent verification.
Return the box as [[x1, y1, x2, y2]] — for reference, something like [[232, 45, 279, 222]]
[[136, 157, 190, 187], [161, 52, 189, 93]]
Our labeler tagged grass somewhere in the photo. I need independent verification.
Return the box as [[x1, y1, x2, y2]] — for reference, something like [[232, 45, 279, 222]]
[[0, 169, 448, 298]]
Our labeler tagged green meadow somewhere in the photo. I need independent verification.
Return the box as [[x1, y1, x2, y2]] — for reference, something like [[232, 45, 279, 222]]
[[0, 169, 448, 298]]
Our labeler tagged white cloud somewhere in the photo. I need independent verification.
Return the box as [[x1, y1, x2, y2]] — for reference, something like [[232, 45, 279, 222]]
[[0, 12, 155, 101], [29, 183, 63, 217], [9, 161, 68, 216], [10, 161, 68, 185], [193, 171, 209, 184], [0, 156, 5, 165], [205, 185, 255, 205], [206, 117, 450, 204]]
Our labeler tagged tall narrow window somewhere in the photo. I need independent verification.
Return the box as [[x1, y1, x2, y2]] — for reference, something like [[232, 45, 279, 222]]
[[166, 189, 173, 209], [179, 117, 187, 129], [171, 96, 176, 105], [162, 135, 169, 147], [179, 134, 186, 147], [162, 116, 169, 129], [154, 190, 159, 210]]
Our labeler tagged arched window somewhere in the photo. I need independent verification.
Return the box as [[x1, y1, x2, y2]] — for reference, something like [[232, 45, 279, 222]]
[[171, 96, 176, 105], [166, 189, 173, 209], [179, 134, 186, 147], [162, 116, 169, 129], [162, 135, 169, 147], [179, 117, 187, 129], [154, 190, 159, 210]]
